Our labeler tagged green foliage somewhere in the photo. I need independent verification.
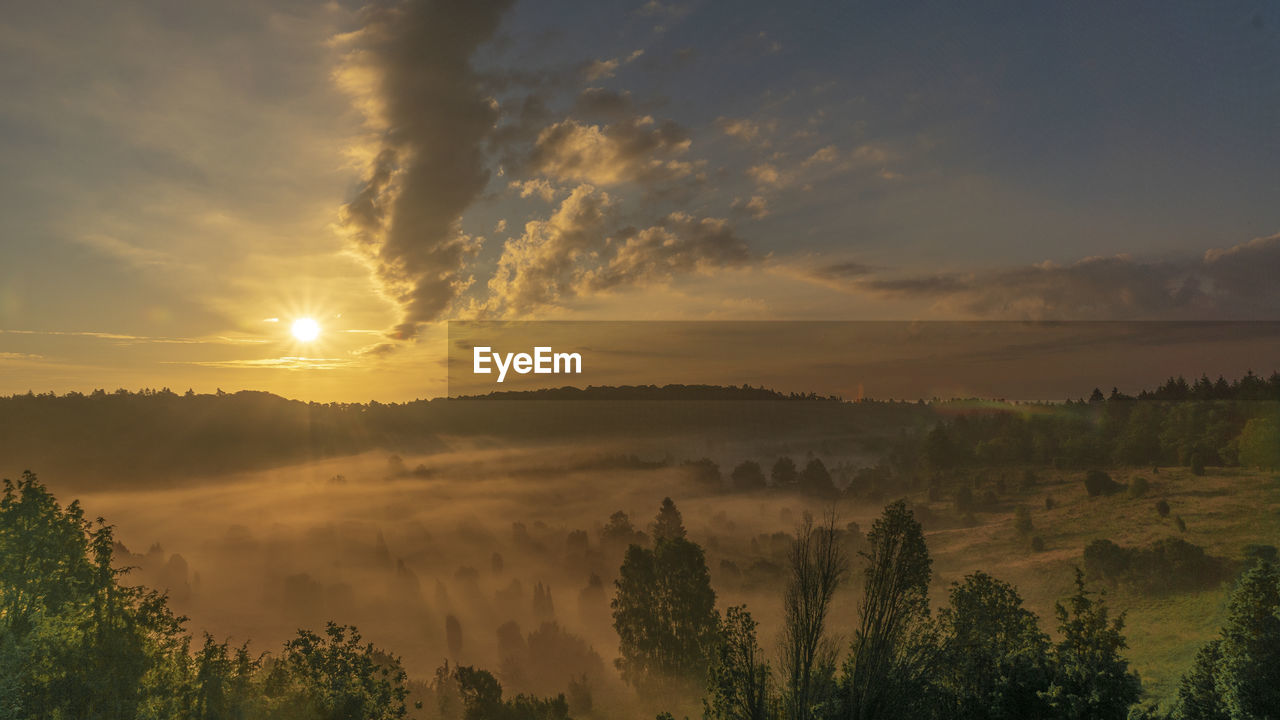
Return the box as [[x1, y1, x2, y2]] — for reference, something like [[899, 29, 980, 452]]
[[1041, 570, 1142, 719], [262, 622, 408, 719], [1237, 417, 1280, 470], [613, 500, 719, 694], [0, 471, 187, 719], [781, 514, 848, 719], [935, 572, 1052, 720], [1213, 561, 1280, 719], [440, 663, 571, 720], [1175, 640, 1227, 720], [0, 472, 416, 720], [841, 500, 937, 720], [705, 606, 777, 720]]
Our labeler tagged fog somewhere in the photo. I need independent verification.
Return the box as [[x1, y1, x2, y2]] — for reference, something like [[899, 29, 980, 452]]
[[54, 439, 879, 714]]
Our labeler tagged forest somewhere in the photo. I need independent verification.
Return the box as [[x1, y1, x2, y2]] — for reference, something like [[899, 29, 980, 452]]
[[2, 474, 1277, 719], [1, 372, 1278, 719]]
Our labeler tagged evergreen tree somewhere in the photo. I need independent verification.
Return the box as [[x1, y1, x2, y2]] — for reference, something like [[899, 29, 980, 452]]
[[613, 500, 718, 696], [1040, 570, 1141, 720]]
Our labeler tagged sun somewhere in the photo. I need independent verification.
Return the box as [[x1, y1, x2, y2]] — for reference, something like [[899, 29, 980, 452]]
[[291, 317, 321, 342]]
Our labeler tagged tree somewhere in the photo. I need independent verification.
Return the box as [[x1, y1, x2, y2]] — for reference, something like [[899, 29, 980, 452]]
[[798, 459, 837, 498], [706, 606, 777, 720], [613, 501, 719, 695], [841, 500, 936, 720], [263, 622, 409, 720], [935, 572, 1051, 720], [0, 471, 188, 719], [1213, 561, 1280, 719], [1237, 417, 1280, 470], [652, 497, 686, 541], [1190, 452, 1206, 476], [771, 457, 799, 488], [781, 512, 848, 720], [1040, 570, 1141, 719], [731, 461, 768, 492], [1176, 640, 1228, 720], [1084, 470, 1123, 497]]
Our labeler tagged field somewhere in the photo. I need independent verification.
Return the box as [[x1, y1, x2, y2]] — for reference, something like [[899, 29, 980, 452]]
[[45, 436, 1279, 716], [916, 465, 1280, 706]]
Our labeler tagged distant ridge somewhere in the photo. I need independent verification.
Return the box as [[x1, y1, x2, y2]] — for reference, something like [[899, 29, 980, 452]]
[[451, 384, 844, 402]]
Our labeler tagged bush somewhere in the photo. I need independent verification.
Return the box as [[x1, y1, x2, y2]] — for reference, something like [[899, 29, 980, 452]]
[[1175, 515, 1187, 532], [1155, 499, 1171, 518], [1084, 470, 1124, 497], [1085, 537, 1225, 594], [1031, 536, 1046, 552], [1013, 506, 1033, 536], [1190, 452, 1206, 476], [1127, 477, 1150, 498], [1044, 495, 1056, 511]]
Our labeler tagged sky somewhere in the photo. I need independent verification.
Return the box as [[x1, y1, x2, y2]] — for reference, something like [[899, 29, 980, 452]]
[[1, 0, 1278, 401]]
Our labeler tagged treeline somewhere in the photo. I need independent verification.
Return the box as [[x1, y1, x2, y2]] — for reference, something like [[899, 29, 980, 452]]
[[5, 473, 1278, 719], [603, 500, 1278, 720], [0, 471, 581, 720], [895, 373, 1280, 476], [0, 388, 921, 486], [460, 384, 845, 402]]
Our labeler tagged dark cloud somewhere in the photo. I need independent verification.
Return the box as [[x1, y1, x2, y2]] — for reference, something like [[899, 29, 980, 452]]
[[851, 234, 1280, 320], [808, 260, 873, 281], [336, 0, 514, 340], [572, 87, 638, 122]]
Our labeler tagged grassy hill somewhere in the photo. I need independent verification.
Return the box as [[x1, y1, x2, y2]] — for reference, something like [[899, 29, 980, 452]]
[[915, 464, 1280, 708]]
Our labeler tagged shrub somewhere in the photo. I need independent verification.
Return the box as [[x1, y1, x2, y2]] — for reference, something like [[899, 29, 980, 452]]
[[1155, 499, 1171, 518], [1084, 537, 1225, 593], [1030, 536, 1046, 552], [1044, 495, 1056, 511], [1021, 469, 1039, 489], [1190, 452, 1206, 476], [1175, 515, 1187, 532], [1083, 470, 1124, 497], [1127, 477, 1149, 498], [1013, 506, 1033, 536], [1243, 544, 1278, 567]]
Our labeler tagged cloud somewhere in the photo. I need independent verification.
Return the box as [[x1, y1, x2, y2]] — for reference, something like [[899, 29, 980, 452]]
[[170, 357, 358, 371], [528, 116, 692, 186], [732, 195, 770, 220], [573, 87, 637, 121], [841, 234, 1280, 320], [509, 178, 558, 202], [716, 117, 766, 142], [582, 212, 751, 292], [482, 187, 752, 315], [334, 0, 514, 341], [583, 49, 644, 81], [485, 184, 614, 313]]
